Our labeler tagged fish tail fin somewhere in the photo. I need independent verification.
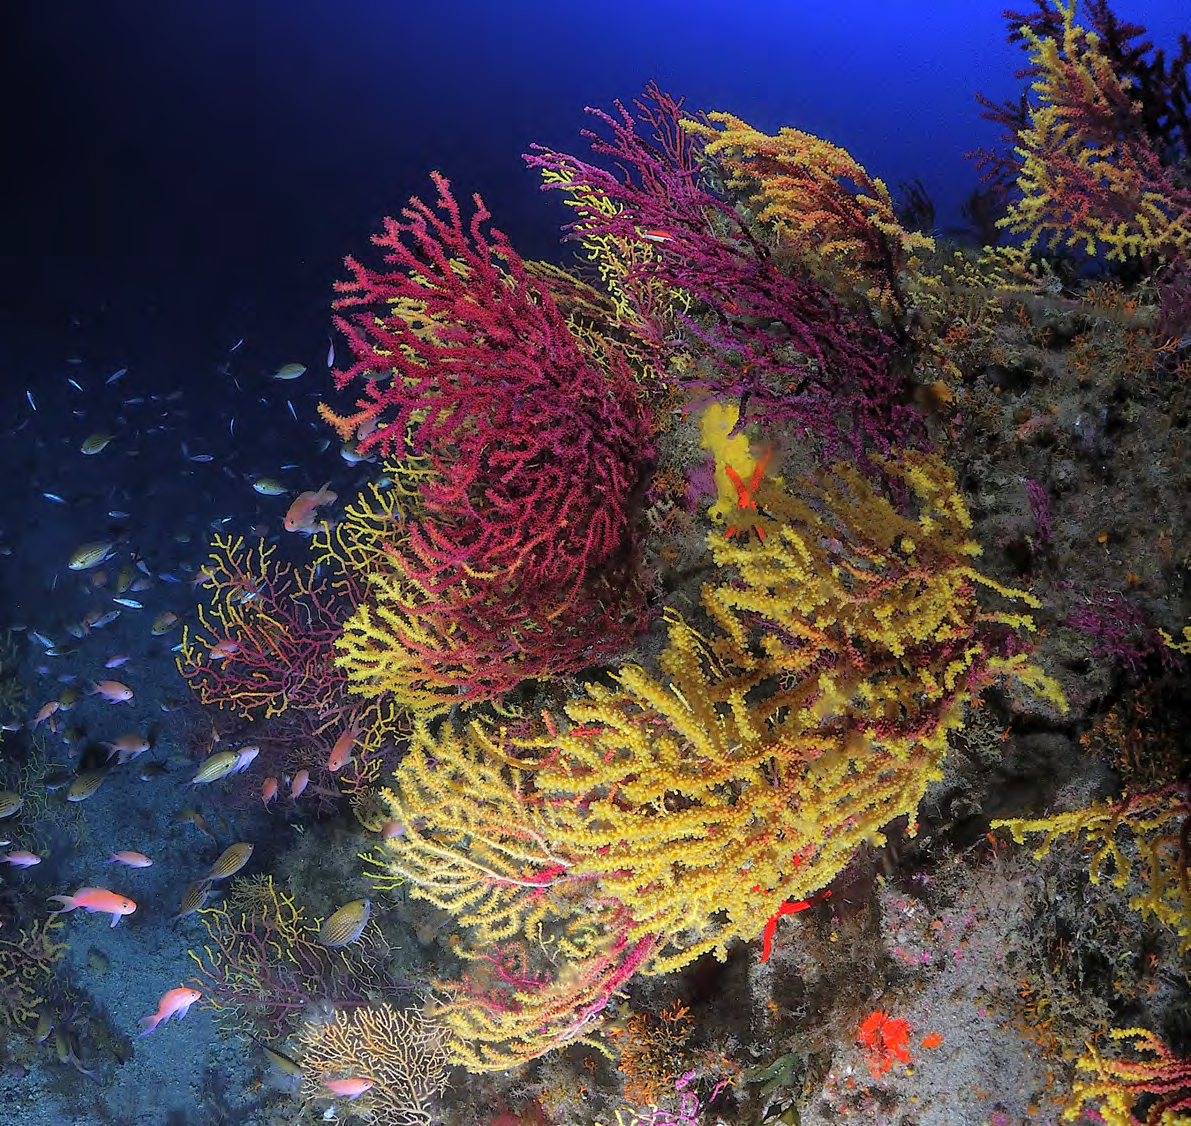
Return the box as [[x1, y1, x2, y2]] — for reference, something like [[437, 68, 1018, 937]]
[[45, 895, 75, 913], [139, 1016, 160, 1036]]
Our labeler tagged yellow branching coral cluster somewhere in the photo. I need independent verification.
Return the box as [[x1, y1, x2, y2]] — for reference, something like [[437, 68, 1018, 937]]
[[1000, 0, 1191, 263], [0, 916, 68, 1028], [298, 1005, 450, 1126], [683, 111, 934, 317], [371, 451, 1063, 1063], [992, 786, 1190, 953], [312, 462, 420, 586], [1062, 1026, 1191, 1125]]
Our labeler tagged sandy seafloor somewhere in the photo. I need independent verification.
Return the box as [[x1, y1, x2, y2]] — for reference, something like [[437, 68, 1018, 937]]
[[0, 354, 351, 1125]]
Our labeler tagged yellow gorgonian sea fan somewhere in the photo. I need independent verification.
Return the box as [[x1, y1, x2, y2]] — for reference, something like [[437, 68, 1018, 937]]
[[998, 0, 1191, 264], [376, 451, 1065, 978], [682, 110, 934, 317]]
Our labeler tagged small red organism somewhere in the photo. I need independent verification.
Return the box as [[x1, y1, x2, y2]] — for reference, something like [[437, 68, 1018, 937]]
[[857, 1009, 912, 1079]]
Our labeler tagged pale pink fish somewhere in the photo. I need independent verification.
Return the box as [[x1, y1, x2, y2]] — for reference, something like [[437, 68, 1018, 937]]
[[2, 851, 42, 868], [107, 851, 153, 868], [139, 987, 201, 1035], [289, 769, 309, 799], [105, 654, 132, 668], [207, 639, 239, 661], [232, 746, 259, 773], [91, 680, 134, 703]]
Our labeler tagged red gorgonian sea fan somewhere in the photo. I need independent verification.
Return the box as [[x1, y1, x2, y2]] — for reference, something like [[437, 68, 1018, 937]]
[[319, 172, 656, 696]]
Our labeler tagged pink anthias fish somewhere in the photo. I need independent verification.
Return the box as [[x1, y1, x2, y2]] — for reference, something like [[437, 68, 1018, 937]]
[[47, 887, 137, 926], [289, 769, 310, 799], [284, 483, 337, 534], [91, 680, 134, 703], [140, 987, 201, 1035], [326, 720, 360, 773], [322, 1077, 374, 1099], [108, 851, 153, 868], [2, 851, 42, 868]]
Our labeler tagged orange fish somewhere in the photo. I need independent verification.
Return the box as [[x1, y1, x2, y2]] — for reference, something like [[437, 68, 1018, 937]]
[[47, 887, 137, 927], [327, 721, 360, 773], [91, 680, 134, 703], [290, 769, 309, 798], [207, 639, 239, 661], [140, 987, 201, 1035], [31, 700, 61, 727], [322, 1077, 374, 1099], [261, 777, 279, 807], [105, 733, 151, 763], [2, 850, 42, 868], [107, 851, 153, 868], [284, 482, 337, 534]]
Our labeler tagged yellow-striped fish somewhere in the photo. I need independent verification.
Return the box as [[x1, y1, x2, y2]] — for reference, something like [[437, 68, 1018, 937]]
[[317, 899, 371, 948], [208, 842, 254, 880], [0, 790, 23, 818], [68, 541, 116, 571], [174, 879, 214, 919], [66, 769, 110, 802], [80, 432, 114, 455], [189, 751, 241, 786]]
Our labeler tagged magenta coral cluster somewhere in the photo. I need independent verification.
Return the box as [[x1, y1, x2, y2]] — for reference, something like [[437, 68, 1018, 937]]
[[327, 171, 656, 676], [524, 85, 925, 464]]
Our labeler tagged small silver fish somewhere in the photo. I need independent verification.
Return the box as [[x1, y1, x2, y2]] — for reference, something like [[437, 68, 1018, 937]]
[[112, 598, 142, 609], [106, 368, 128, 384]]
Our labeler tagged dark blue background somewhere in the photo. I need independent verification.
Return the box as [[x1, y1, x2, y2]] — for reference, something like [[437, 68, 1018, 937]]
[[2, 0, 1187, 389]]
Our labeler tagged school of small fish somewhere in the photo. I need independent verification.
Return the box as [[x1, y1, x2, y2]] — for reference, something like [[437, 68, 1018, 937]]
[[0, 342, 387, 1095]]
